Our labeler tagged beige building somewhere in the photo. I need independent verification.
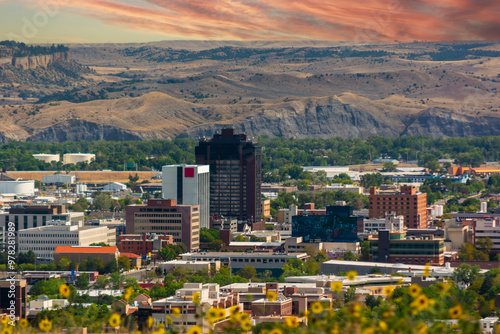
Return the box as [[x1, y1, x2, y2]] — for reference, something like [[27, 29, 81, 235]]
[[444, 219, 472, 251], [261, 199, 271, 218], [158, 260, 220, 274], [19, 222, 115, 260], [152, 283, 242, 331]]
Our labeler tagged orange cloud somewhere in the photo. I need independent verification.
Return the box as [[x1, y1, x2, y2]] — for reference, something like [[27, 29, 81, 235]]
[[34, 0, 500, 41]]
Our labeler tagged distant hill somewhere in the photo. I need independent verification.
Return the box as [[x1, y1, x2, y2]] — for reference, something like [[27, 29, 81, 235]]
[[0, 40, 499, 142]]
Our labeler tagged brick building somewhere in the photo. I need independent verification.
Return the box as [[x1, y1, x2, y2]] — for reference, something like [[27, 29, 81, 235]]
[[125, 199, 200, 251], [369, 185, 427, 229], [117, 233, 174, 256]]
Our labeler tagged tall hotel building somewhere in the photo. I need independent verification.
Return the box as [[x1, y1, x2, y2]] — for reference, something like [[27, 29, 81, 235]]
[[162, 165, 210, 229], [195, 128, 262, 225]]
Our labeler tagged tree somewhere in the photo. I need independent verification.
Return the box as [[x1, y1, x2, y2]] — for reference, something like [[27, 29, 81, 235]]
[[118, 256, 131, 271], [475, 238, 493, 255], [237, 265, 257, 280], [452, 264, 481, 289], [93, 192, 113, 211], [344, 285, 357, 303], [94, 276, 109, 289], [200, 228, 219, 243], [110, 272, 125, 289], [382, 161, 398, 172], [343, 251, 356, 261], [75, 273, 89, 290], [30, 278, 66, 296], [360, 173, 384, 188], [209, 240, 225, 251], [104, 259, 118, 274], [128, 173, 140, 188], [159, 244, 187, 261], [360, 241, 370, 261]]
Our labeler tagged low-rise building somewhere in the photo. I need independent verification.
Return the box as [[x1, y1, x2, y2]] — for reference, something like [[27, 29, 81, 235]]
[[474, 218, 500, 253], [42, 174, 76, 186], [369, 230, 445, 265], [151, 283, 242, 330], [54, 246, 119, 264], [479, 317, 499, 333], [117, 233, 174, 256], [19, 222, 115, 260], [158, 260, 220, 274], [29, 295, 69, 316], [103, 182, 127, 192], [0, 204, 84, 230], [179, 252, 309, 275]]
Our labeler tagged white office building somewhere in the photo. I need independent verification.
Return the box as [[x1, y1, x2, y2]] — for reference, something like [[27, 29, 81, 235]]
[[362, 214, 405, 234], [474, 219, 500, 252], [18, 222, 115, 260], [162, 165, 210, 229]]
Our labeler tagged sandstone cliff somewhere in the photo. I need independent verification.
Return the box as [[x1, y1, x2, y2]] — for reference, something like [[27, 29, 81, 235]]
[[11, 52, 69, 70]]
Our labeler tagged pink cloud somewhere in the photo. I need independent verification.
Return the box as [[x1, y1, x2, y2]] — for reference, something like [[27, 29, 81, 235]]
[[33, 0, 500, 41]]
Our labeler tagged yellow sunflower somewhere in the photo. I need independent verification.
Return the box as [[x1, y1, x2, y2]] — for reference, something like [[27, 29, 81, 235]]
[[171, 307, 181, 318], [217, 308, 226, 319], [266, 290, 278, 302], [229, 305, 240, 315], [449, 305, 463, 319], [436, 282, 450, 294], [330, 281, 343, 293], [310, 301, 324, 314], [134, 331, 142, 334], [378, 320, 388, 331], [268, 329, 283, 334], [410, 294, 430, 312], [38, 319, 52, 333], [496, 324, 500, 334], [408, 284, 422, 298], [240, 320, 253, 332], [383, 285, 395, 297], [240, 313, 250, 322], [416, 323, 428, 334], [192, 292, 201, 305], [285, 316, 299, 328], [18, 319, 28, 328], [187, 325, 202, 334], [1, 327, 13, 334], [108, 313, 121, 328], [1, 316, 9, 326], [147, 316, 154, 328], [423, 263, 431, 278], [346, 271, 357, 281], [165, 316, 173, 325], [152, 329, 166, 334], [59, 283, 70, 298], [124, 286, 133, 300], [207, 308, 219, 323], [362, 328, 374, 334]]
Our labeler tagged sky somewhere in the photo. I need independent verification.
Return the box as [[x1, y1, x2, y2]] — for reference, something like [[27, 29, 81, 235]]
[[0, 0, 499, 44]]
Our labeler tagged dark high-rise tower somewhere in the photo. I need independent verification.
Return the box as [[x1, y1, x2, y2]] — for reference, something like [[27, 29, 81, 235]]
[[195, 128, 262, 224]]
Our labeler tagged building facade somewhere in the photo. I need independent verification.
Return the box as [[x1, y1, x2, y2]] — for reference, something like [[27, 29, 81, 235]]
[[292, 205, 361, 243], [18, 222, 115, 260], [0, 279, 27, 320], [474, 218, 500, 253], [369, 185, 427, 229], [195, 128, 262, 225], [54, 246, 119, 264], [0, 204, 84, 231], [162, 165, 210, 229], [125, 199, 200, 251], [369, 230, 445, 265], [117, 233, 174, 256]]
